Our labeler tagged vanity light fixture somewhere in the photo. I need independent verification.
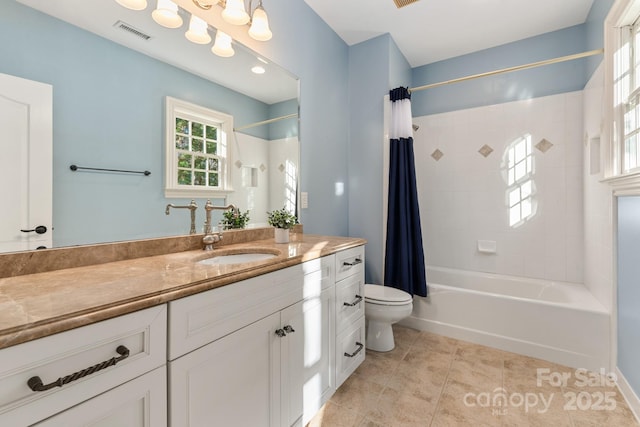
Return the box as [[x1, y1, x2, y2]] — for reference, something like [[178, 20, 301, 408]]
[[185, 14, 211, 44], [115, 0, 148, 10], [211, 30, 235, 57], [152, 0, 183, 28], [248, 1, 272, 41], [221, 0, 250, 25], [192, 0, 274, 42], [191, 0, 215, 9]]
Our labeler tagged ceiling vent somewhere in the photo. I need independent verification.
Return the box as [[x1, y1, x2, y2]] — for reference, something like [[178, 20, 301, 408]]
[[393, 0, 420, 8], [113, 20, 152, 41]]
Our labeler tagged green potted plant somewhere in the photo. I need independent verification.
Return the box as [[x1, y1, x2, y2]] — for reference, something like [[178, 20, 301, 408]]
[[220, 209, 250, 230], [266, 207, 298, 243]]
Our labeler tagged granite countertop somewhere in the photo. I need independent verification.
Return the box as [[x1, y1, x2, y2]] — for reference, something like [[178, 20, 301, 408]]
[[0, 234, 366, 350]]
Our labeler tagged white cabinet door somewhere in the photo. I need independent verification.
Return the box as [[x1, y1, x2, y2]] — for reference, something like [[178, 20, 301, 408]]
[[33, 367, 166, 427], [280, 301, 304, 427], [300, 286, 335, 426], [169, 312, 282, 427], [0, 72, 52, 252], [281, 266, 336, 427]]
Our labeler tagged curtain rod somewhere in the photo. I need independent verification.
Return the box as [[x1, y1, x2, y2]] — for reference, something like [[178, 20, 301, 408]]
[[409, 48, 604, 93], [233, 113, 298, 132]]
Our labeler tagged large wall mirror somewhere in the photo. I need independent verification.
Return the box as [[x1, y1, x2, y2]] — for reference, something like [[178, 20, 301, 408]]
[[0, 0, 299, 253]]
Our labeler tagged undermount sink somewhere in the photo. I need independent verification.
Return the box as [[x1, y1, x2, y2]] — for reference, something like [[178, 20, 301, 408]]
[[197, 250, 279, 266]]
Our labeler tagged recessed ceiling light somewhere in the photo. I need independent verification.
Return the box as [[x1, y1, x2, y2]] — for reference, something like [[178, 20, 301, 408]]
[[251, 66, 266, 74]]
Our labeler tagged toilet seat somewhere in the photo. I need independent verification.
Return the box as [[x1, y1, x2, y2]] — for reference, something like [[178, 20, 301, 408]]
[[364, 284, 412, 306]]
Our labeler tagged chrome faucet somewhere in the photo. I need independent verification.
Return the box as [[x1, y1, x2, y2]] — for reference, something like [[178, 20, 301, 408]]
[[165, 200, 198, 234], [202, 200, 238, 250]]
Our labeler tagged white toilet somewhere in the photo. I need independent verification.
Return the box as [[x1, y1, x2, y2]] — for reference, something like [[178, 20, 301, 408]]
[[364, 284, 413, 352]]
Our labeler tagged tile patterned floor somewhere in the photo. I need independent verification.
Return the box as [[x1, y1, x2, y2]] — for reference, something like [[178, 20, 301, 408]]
[[308, 325, 639, 427]]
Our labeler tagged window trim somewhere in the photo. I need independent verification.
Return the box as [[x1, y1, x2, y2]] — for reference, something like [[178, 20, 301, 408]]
[[164, 97, 234, 198], [603, 0, 640, 194]]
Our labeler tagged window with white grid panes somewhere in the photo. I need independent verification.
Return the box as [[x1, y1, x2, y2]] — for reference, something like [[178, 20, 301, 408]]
[[284, 160, 297, 215], [506, 134, 535, 227], [165, 97, 233, 198], [616, 20, 640, 173], [175, 118, 220, 187]]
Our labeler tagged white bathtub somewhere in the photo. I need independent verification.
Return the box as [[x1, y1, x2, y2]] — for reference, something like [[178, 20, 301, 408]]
[[401, 266, 610, 371]]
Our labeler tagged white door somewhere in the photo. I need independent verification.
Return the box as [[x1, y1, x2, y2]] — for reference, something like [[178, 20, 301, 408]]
[[0, 73, 52, 252]]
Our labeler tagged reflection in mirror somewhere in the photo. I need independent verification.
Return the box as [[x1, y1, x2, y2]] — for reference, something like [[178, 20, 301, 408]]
[[0, 0, 299, 253]]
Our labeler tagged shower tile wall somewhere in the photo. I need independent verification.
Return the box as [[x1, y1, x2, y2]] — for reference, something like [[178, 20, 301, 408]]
[[414, 91, 584, 283], [582, 63, 614, 311]]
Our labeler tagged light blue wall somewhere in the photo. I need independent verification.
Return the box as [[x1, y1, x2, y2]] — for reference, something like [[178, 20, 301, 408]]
[[348, 34, 411, 283], [0, 1, 274, 247], [389, 37, 412, 90], [617, 196, 640, 396], [240, 1, 350, 236], [411, 24, 591, 116], [268, 98, 298, 140], [586, 0, 615, 77]]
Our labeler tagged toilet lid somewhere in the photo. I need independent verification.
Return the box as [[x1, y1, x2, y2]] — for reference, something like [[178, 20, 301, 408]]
[[364, 284, 413, 305]]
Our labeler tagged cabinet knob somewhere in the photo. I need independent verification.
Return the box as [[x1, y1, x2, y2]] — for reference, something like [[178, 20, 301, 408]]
[[283, 325, 295, 334], [343, 258, 362, 267], [275, 328, 286, 337]]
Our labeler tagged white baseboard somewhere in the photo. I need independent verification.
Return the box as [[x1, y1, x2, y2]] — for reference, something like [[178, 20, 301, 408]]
[[616, 367, 640, 424]]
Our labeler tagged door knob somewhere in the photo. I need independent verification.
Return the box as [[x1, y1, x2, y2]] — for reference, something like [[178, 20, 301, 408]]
[[20, 225, 47, 234]]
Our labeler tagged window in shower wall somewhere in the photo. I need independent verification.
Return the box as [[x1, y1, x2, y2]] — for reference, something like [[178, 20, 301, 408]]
[[618, 21, 640, 173], [612, 13, 640, 175], [505, 134, 536, 227]]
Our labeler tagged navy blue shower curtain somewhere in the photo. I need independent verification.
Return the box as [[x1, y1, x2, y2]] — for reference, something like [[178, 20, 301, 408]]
[[384, 87, 428, 297]]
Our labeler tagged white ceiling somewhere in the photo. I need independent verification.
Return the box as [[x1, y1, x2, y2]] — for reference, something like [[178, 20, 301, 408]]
[[303, 0, 595, 68], [17, 0, 298, 105]]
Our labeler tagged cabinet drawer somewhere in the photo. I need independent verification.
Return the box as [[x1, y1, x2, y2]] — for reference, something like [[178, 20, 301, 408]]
[[34, 366, 167, 427], [335, 274, 364, 334], [319, 255, 335, 291], [0, 305, 167, 427], [335, 316, 365, 388], [301, 255, 334, 300], [335, 246, 364, 282], [169, 262, 319, 360]]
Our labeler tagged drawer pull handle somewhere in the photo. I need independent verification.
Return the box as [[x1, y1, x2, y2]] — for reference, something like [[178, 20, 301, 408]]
[[283, 325, 295, 333], [275, 328, 287, 337], [343, 258, 362, 267], [343, 295, 363, 307], [27, 345, 130, 392], [344, 342, 364, 358]]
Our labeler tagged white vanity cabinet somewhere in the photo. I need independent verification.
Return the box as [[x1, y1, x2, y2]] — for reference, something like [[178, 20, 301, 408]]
[[334, 246, 366, 387], [0, 305, 167, 427], [0, 243, 365, 427], [168, 255, 337, 427]]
